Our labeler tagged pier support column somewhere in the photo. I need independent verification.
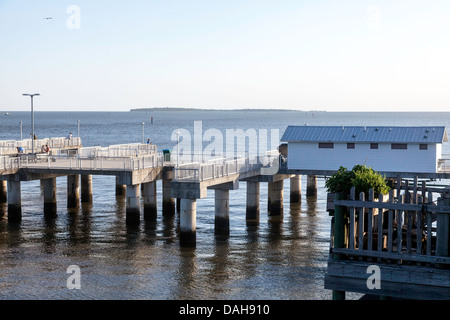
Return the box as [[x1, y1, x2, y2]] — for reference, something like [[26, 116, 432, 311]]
[[0, 181, 7, 204], [7, 180, 21, 222], [126, 184, 141, 223], [43, 177, 57, 218], [142, 181, 157, 220], [246, 181, 260, 224], [268, 180, 283, 217], [215, 189, 230, 236], [67, 174, 80, 209], [81, 174, 93, 203], [306, 175, 317, 197], [115, 176, 126, 197], [180, 198, 196, 246], [162, 177, 175, 216], [290, 175, 301, 204]]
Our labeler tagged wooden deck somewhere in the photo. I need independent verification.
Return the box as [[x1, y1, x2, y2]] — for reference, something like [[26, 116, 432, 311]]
[[324, 178, 450, 300]]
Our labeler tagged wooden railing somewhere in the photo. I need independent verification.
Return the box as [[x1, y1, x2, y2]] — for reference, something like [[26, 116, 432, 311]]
[[330, 185, 450, 267]]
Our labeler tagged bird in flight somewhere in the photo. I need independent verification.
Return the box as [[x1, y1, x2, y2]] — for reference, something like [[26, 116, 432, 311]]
[[44, 17, 52, 20]]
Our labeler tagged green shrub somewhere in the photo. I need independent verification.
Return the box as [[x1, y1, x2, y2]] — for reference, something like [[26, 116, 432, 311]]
[[325, 164, 390, 196]]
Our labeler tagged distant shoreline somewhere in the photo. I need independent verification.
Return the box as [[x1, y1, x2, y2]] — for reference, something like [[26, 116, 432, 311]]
[[130, 107, 321, 112]]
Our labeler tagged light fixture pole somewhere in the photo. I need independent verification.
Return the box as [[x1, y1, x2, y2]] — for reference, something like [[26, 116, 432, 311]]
[[77, 120, 80, 138], [141, 122, 145, 144], [175, 130, 180, 168], [19, 121, 23, 140], [22, 93, 40, 154]]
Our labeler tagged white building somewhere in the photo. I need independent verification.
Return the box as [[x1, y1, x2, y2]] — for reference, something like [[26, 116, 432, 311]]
[[280, 126, 448, 174]]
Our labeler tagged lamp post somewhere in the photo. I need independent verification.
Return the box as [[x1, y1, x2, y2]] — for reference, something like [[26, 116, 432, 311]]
[[19, 121, 23, 140], [22, 93, 40, 154], [175, 130, 180, 168], [141, 122, 145, 144], [77, 120, 80, 138]]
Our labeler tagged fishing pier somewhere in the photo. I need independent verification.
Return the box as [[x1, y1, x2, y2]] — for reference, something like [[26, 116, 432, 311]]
[[1, 131, 449, 300], [0, 137, 307, 247]]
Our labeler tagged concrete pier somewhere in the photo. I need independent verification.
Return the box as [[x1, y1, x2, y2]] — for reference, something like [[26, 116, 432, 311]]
[[268, 180, 283, 217], [306, 175, 317, 197], [214, 189, 230, 235], [162, 177, 175, 216], [7, 180, 21, 222], [126, 184, 141, 223], [67, 174, 80, 209], [0, 180, 7, 204], [142, 181, 157, 220], [290, 175, 301, 203], [81, 174, 93, 203], [115, 176, 126, 197], [246, 181, 260, 224], [43, 177, 57, 217], [179, 198, 196, 246]]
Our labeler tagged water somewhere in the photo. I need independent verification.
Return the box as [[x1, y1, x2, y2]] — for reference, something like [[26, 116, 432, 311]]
[[0, 110, 449, 300]]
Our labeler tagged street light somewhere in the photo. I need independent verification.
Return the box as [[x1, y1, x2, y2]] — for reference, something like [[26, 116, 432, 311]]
[[141, 122, 145, 144], [22, 93, 40, 154], [175, 130, 180, 169], [77, 120, 80, 138]]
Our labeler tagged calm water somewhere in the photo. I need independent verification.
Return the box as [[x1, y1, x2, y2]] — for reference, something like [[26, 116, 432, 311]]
[[0, 110, 449, 300]]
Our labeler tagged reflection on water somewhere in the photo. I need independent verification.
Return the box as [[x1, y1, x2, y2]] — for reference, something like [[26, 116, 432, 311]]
[[0, 175, 364, 300]]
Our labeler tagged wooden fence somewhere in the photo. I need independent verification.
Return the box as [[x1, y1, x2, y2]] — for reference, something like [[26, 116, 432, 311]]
[[330, 182, 450, 267]]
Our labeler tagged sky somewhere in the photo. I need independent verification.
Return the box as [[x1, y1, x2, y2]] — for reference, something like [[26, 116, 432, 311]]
[[0, 0, 449, 112]]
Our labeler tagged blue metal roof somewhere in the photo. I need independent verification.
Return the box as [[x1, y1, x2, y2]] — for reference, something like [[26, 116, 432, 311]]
[[281, 126, 448, 144]]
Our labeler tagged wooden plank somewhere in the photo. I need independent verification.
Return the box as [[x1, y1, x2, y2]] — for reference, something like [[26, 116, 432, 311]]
[[427, 191, 433, 256], [368, 189, 374, 252], [436, 197, 450, 259], [397, 194, 404, 253], [326, 260, 450, 287], [413, 176, 418, 204], [333, 199, 450, 213], [331, 248, 450, 264], [325, 261, 450, 300], [349, 187, 355, 250], [417, 195, 423, 254], [406, 191, 413, 254], [377, 193, 384, 254], [359, 192, 365, 251], [388, 190, 394, 253]]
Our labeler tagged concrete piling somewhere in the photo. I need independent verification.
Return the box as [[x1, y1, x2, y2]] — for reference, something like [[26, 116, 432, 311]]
[[306, 175, 317, 197], [214, 189, 230, 235], [0, 180, 7, 204], [126, 184, 141, 223], [115, 176, 126, 197], [43, 177, 57, 217], [67, 174, 80, 209], [7, 180, 21, 222], [290, 175, 301, 203], [81, 174, 93, 203], [179, 198, 196, 246], [246, 181, 260, 224], [162, 177, 175, 216], [268, 180, 283, 217], [142, 181, 157, 220]]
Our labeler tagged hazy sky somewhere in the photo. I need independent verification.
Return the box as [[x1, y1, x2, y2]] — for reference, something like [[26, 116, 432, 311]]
[[1, 0, 449, 112]]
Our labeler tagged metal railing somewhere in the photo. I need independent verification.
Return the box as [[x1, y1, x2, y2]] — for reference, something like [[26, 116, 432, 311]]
[[13, 153, 163, 171], [0, 137, 82, 156], [173, 150, 280, 182]]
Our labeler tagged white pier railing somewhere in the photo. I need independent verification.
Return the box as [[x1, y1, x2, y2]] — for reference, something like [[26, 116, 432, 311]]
[[0, 143, 162, 172], [173, 150, 280, 182], [0, 137, 82, 156]]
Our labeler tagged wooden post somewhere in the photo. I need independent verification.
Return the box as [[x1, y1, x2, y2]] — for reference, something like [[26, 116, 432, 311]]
[[332, 192, 346, 300], [436, 196, 450, 268]]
